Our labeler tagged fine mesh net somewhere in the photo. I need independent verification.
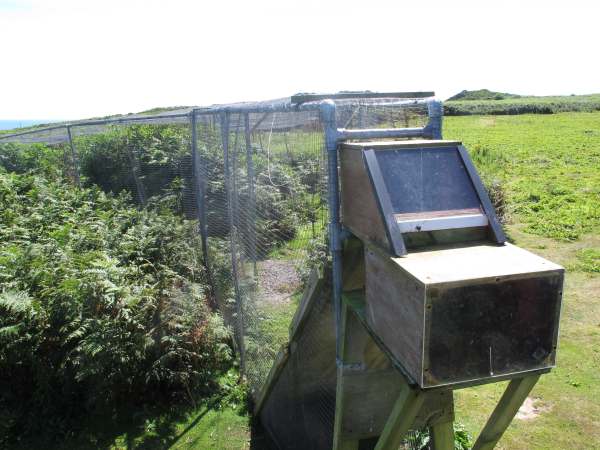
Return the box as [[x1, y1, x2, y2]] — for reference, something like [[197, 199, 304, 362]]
[[225, 109, 328, 394], [0, 96, 435, 450], [259, 278, 336, 449], [334, 98, 430, 130]]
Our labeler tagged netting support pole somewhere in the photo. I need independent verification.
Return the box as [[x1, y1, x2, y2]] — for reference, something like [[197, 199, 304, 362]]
[[321, 100, 344, 360], [424, 99, 443, 139], [244, 113, 258, 276], [126, 142, 147, 206], [190, 111, 217, 310], [221, 111, 246, 375], [66, 125, 81, 187]]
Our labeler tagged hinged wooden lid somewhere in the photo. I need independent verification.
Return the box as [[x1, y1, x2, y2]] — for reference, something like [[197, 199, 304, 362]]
[[390, 243, 564, 285]]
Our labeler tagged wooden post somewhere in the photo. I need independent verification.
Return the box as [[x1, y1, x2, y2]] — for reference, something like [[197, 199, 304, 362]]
[[472, 375, 540, 450], [333, 302, 359, 450], [430, 420, 455, 450], [374, 383, 425, 450]]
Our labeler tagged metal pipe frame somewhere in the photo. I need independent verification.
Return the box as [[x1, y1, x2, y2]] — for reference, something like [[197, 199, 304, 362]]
[[65, 125, 81, 187], [291, 91, 435, 104], [321, 99, 443, 363], [221, 111, 246, 374], [0, 97, 440, 142], [190, 112, 219, 311], [244, 113, 258, 276]]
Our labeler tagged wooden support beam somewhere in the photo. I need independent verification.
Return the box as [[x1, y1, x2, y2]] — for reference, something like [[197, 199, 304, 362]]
[[430, 420, 455, 450], [333, 302, 360, 450], [472, 375, 540, 450], [374, 384, 425, 450], [289, 267, 323, 341], [338, 439, 360, 450], [253, 345, 289, 415]]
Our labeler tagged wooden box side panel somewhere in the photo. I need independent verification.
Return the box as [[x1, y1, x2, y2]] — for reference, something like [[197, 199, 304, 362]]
[[340, 148, 390, 252], [365, 247, 425, 384]]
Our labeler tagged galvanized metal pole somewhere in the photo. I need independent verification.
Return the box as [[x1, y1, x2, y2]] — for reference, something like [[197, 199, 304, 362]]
[[425, 99, 444, 139], [321, 100, 344, 360], [126, 141, 147, 206], [65, 125, 81, 187], [244, 113, 258, 276], [190, 111, 217, 310], [221, 111, 246, 374]]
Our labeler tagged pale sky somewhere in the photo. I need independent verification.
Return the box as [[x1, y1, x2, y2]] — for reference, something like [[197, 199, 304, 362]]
[[1, 0, 598, 120]]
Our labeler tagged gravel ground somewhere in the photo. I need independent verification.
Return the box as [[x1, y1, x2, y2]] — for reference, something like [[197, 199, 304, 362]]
[[257, 259, 301, 305]]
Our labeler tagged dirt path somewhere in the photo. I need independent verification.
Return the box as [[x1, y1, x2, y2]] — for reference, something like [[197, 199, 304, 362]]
[[257, 259, 301, 305]]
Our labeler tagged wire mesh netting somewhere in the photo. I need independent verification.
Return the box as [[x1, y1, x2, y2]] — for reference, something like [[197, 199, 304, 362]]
[[334, 98, 430, 130], [0, 96, 435, 450], [221, 110, 328, 393], [259, 278, 336, 449]]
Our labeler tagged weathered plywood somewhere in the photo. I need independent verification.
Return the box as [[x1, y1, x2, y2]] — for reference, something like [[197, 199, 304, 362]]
[[340, 368, 405, 439], [335, 300, 454, 444], [342, 236, 366, 293], [365, 246, 425, 385], [365, 242, 564, 388], [289, 266, 324, 341], [391, 242, 564, 285], [340, 145, 391, 253], [254, 345, 289, 414]]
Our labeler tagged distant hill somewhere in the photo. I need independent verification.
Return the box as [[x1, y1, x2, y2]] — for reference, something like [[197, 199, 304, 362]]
[[447, 89, 521, 101], [445, 92, 600, 115], [0, 106, 194, 135]]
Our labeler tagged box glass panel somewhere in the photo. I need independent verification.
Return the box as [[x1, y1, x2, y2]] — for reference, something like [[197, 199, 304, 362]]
[[425, 273, 562, 386], [375, 147, 482, 216]]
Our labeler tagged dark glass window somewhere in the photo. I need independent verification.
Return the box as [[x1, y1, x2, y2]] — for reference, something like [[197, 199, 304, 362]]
[[374, 147, 481, 215]]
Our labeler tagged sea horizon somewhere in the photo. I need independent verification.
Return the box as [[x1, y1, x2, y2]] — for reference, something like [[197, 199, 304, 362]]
[[0, 119, 62, 131]]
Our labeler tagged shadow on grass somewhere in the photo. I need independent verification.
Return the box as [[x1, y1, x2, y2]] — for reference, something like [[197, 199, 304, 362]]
[[8, 389, 275, 450]]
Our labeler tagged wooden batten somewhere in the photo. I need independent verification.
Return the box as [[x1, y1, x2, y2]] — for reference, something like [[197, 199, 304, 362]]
[[340, 144, 392, 253], [254, 344, 289, 415], [289, 266, 324, 341], [365, 247, 426, 383]]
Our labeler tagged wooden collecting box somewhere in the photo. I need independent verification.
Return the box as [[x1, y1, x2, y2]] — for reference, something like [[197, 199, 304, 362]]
[[339, 140, 564, 389]]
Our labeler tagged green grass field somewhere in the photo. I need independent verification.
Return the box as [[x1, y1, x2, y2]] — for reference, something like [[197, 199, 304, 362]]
[[444, 112, 600, 449]]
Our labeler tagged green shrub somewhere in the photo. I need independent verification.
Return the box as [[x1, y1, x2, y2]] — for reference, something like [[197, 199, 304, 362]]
[[76, 124, 305, 256], [0, 172, 232, 444], [0, 142, 65, 178]]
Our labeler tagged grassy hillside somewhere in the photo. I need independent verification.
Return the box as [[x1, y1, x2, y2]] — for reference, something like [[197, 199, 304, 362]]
[[447, 89, 521, 101], [445, 93, 600, 115], [0, 106, 192, 136]]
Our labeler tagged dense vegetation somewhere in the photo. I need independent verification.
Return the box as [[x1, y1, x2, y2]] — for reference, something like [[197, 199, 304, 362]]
[[0, 169, 234, 446], [0, 122, 325, 448]]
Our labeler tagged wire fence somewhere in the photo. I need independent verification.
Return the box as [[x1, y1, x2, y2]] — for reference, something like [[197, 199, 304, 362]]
[[0, 95, 436, 449]]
